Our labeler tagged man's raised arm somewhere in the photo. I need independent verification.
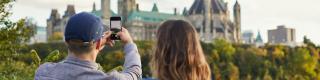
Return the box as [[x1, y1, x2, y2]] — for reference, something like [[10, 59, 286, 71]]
[[109, 28, 142, 80]]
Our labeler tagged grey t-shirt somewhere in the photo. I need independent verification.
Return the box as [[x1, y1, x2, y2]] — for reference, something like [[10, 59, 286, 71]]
[[35, 43, 141, 80]]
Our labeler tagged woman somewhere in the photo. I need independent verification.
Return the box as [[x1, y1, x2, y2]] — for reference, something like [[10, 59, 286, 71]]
[[151, 20, 211, 80]]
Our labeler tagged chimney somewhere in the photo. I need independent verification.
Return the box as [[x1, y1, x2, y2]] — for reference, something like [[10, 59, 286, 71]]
[[174, 8, 177, 15], [136, 4, 139, 11]]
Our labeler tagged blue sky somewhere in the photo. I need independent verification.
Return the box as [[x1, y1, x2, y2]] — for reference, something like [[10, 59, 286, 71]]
[[10, 0, 320, 45]]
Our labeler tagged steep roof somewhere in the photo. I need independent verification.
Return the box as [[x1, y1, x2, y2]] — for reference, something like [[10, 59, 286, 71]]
[[151, 3, 159, 12], [188, 0, 227, 14], [255, 31, 263, 43], [234, 0, 240, 8]]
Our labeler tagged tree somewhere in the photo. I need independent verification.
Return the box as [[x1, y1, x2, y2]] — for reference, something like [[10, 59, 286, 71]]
[[234, 46, 269, 79], [303, 36, 316, 47], [0, 0, 36, 79], [286, 48, 318, 79], [0, 0, 35, 58], [48, 32, 63, 42], [212, 39, 235, 62]]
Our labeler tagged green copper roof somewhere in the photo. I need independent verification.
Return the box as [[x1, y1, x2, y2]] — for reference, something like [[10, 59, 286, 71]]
[[151, 3, 159, 12], [127, 10, 183, 23], [91, 10, 117, 17], [255, 31, 263, 43]]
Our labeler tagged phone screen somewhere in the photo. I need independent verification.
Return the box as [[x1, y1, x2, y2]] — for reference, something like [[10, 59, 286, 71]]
[[111, 20, 121, 30]]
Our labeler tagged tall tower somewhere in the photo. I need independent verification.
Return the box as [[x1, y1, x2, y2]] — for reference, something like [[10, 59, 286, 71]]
[[101, 0, 111, 24], [118, 0, 136, 24], [151, 3, 159, 12], [233, 0, 241, 43], [92, 2, 96, 11], [204, 0, 212, 42], [63, 5, 75, 18]]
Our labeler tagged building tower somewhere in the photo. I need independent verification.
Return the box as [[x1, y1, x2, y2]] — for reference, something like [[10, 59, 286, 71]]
[[118, 0, 136, 24], [204, 0, 212, 42], [255, 31, 263, 43], [61, 5, 76, 35], [151, 3, 159, 12], [47, 9, 61, 40], [233, 0, 241, 43], [101, 0, 111, 24], [63, 5, 75, 18], [92, 2, 96, 11]]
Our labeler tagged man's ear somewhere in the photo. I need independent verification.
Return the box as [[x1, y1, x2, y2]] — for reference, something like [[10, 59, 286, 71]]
[[95, 38, 105, 51], [96, 39, 101, 50]]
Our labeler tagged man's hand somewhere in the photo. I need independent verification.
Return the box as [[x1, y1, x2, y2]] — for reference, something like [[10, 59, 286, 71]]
[[117, 27, 133, 44], [102, 31, 114, 47]]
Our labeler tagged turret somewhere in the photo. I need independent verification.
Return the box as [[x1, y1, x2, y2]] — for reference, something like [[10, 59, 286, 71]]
[[204, 0, 212, 42], [151, 3, 159, 12], [63, 5, 75, 18], [92, 2, 96, 11], [101, 0, 111, 20], [233, 0, 241, 42]]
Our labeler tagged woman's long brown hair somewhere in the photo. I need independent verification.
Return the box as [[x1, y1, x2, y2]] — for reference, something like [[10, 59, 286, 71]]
[[151, 20, 211, 80]]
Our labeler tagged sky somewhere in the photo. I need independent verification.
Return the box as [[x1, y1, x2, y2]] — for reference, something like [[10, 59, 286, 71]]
[[9, 0, 320, 45]]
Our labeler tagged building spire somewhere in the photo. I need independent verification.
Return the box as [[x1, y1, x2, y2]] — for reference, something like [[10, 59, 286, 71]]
[[136, 4, 140, 11], [255, 31, 263, 43], [92, 2, 96, 11], [151, 3, 159, 12], [234, 0, 240, 7], [233, 0, 241, 42]]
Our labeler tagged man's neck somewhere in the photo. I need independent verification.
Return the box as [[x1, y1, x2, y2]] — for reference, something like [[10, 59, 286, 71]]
[[69, 51, 97, 62]]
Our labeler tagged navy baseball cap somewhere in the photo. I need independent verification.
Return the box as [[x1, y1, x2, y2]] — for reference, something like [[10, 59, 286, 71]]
[[64, 12, 105, 42]]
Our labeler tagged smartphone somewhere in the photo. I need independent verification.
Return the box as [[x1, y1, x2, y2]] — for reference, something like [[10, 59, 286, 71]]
[[110, 17, 122, 40]]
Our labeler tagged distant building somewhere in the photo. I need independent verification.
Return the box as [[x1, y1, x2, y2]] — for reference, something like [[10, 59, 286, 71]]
[[47, 0, 242, 42], [242, 30, 264, 46], [25, 18, 47, 44], [268, 25, 296, 44], [186, 0, 241, 43], [47, 5, 75, 41], [30, 27, 47, 43], [242, 31, 254, 44], [255, 31, 264, 47], [255, 31, 263, 43], [91, 0, 241, 42], [91, 0, 183, 40]]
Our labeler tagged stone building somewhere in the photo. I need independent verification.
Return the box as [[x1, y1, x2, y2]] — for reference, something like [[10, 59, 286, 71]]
[[92, 0, 183, 40], [268, 25, 296, 44], [46, 5, 75, 41], [242, 30, 254, 44], [186, 0, 241, 42], [47, 0, 242, 42]]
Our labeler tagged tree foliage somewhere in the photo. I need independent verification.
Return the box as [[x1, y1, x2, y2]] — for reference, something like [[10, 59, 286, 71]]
[[0, 0, 37, 79]]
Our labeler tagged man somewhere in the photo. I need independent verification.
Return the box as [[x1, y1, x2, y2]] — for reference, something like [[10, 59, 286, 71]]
[[35, 12, 141, 80]]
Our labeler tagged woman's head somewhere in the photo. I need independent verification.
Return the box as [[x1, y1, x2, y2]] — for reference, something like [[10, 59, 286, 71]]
[[152, 20, 211, 80]]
